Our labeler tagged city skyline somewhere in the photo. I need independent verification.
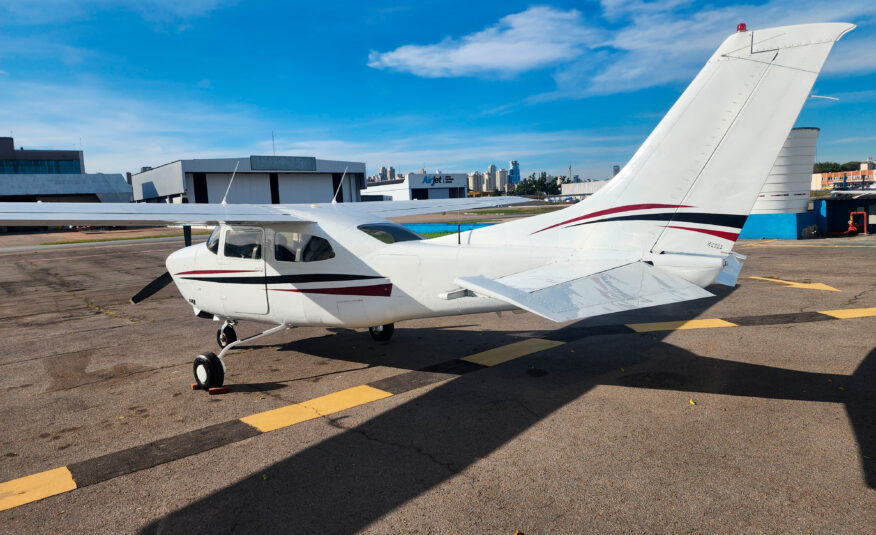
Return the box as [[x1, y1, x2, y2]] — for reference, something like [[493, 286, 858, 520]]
[[1, 2, 874, 178]]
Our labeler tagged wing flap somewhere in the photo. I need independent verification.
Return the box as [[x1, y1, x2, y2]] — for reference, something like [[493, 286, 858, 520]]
[[456, 261, 714, 323], [339, 196, 531, 219]]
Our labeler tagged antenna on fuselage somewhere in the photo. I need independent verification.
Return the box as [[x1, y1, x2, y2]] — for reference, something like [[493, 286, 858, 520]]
[[331, 166, 348, 205], [221, 160, 241, 206]]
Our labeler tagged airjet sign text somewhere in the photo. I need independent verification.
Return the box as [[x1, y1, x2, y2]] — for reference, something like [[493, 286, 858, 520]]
[[422, 175, 455, 187]]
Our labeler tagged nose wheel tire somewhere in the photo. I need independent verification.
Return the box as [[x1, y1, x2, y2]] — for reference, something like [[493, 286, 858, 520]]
[[193, 352, 225, 389], [368, 323, 395, 341], [217, 325, 237, 348]]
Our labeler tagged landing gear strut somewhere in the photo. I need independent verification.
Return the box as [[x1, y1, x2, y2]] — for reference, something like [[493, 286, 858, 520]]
[[369, 323, 395, 341], [216, 321, 237, 348], [193, 324, 290, 390]]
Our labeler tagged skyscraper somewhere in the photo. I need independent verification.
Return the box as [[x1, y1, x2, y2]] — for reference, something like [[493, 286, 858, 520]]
[[497, 168, 508, 191], [509, 161, 520, 185], [468, 171, 483, 192], [484, 164, 497, 192], [389, 166, 396, 180], [379, 166, 387, 181]]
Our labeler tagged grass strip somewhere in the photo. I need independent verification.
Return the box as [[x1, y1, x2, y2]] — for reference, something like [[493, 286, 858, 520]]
[[467, 207, 563, 215], [421, 231, 456, 238]]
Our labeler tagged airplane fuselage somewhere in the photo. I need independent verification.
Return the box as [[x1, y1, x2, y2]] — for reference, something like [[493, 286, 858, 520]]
[[166, 213, 574, 328]]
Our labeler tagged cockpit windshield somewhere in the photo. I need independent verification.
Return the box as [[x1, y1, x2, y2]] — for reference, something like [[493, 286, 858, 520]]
[[206, 226, 220, 254], [357, 223, 423, 244]]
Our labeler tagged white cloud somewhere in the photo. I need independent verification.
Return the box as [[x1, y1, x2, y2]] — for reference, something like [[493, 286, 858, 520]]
[[830, 136, 876, 144], [367, 7, 603, 78], [0, 80, 266, 173], [821, 35, 876, 75], [370, 1, 876, 97], [0, 78, 638, 178], [273, 130, 639, 179], [545, 0, 876, 98]]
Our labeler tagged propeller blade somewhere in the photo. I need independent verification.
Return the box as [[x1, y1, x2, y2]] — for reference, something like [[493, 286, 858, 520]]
[[183, 225, 192, 247], [130, 271, 174, 304]]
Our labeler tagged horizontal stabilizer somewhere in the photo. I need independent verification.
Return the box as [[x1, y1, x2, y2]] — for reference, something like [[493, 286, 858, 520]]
[[715, 252, 747, 287], [455, 261, 713, 323]]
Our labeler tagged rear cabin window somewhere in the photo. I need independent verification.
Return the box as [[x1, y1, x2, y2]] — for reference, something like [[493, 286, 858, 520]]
[[274, 232, 335, 262], [206, 226, 220, 254], [224, 229, 262, 259], [357, 223, 423, 244]]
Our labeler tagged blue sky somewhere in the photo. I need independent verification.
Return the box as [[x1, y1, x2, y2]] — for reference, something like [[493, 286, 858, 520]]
[[1, 1, 875, 178]]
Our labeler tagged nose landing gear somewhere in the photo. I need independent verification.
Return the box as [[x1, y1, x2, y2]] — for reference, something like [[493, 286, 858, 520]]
[[193, 323, 290, 390], [368, 323, 395, 341], [217, 321, 238, 348]]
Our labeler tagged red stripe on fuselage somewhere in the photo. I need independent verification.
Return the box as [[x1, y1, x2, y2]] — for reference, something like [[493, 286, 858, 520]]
[[174, 270, 261, 275], [532, 203, 693, 234], [272, 283, 393, 297], [667, 226, 739, 241]]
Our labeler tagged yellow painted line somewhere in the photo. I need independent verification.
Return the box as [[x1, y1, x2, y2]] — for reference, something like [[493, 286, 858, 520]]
[[749, 276, 840, 292], [241, 385, 393, 433], [462, 338, 566, 367], [818, 307, 876, 319], [0, 467, 76, 512], [739, 239, 779, 247], [627, 318, 738, 333]]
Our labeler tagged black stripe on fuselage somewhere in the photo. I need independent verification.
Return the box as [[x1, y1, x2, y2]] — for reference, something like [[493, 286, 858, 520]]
[[565, 212, 748, 229], [180, 274, 384, 284]]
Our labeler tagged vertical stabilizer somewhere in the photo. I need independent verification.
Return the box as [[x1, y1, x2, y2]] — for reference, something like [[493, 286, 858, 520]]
[[474, 23, 853, 258]]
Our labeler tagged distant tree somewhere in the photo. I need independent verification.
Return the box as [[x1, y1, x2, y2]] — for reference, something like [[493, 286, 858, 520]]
[[814, 162, 841, 173], [511, 175, 560, 197], [814, 161, 862, 173]]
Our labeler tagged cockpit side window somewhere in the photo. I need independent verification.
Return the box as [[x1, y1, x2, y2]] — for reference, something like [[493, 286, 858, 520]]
[[357, 223, 423, 244], [274, 232, 335, 262], [206, 226, 220, 255], [274, 231, 301, 262], [301, 236, 335, 262], [224, 228, 262, 259]]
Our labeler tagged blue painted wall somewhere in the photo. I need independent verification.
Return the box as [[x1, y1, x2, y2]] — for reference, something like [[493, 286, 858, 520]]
[[739, 212, 817, 239]]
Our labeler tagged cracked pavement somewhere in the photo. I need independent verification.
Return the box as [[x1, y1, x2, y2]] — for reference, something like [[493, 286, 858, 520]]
[[1, 235, 874, 534]]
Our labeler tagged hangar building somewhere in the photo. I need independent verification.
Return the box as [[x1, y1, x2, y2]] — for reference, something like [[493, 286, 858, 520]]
[[362, 172, 467, 201], [0, 137, 130, 203], [132, 156, 366, 204]]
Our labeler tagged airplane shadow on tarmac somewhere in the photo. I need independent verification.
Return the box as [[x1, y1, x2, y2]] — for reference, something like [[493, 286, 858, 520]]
[[141, 287, 875, 534]]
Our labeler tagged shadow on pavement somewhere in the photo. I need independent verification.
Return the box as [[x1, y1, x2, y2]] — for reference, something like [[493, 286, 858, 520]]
[[140, 288, 874, 534]]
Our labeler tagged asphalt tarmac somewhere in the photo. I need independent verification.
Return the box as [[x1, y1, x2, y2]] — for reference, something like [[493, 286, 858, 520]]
[[0, 234, 874, 534]]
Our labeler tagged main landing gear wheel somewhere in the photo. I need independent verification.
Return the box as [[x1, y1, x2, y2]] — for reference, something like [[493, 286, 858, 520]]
[[369, 323, 395, 341], [217, 325, 237, 348], [193, 352, 225, 389]]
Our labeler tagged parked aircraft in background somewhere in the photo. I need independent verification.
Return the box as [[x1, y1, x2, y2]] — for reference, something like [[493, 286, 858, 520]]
[[0, 22, 854, 390]]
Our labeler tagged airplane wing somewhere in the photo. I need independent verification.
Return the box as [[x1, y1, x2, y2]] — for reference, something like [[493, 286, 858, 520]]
[[328, 196, 531, 219], [455, 260, 714, 323], [0, 202, 313, 226], [0, 197, 530, 226]]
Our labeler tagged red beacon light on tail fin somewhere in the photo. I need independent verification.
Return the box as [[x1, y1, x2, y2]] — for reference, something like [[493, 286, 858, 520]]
[[737, 23, 747, 32]]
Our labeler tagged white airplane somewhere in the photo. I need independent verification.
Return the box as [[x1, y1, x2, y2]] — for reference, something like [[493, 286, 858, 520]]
[[0, 22, 854, 390]]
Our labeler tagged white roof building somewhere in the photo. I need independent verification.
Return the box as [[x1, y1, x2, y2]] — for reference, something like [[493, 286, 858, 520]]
[[132, 156, 365, 204], [362, 173, 468, 201]]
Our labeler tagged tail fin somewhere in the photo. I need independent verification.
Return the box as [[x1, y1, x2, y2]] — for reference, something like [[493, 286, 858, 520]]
[[486, 23, 853, 256]]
